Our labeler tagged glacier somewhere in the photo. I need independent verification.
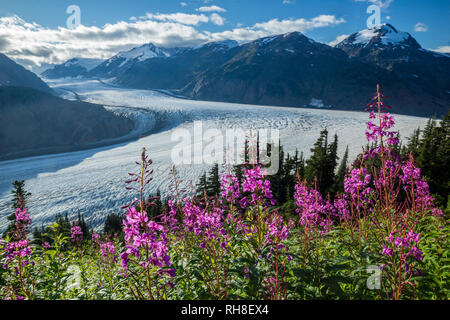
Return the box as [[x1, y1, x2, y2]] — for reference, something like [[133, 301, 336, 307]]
[[0, 78, 430, 232]]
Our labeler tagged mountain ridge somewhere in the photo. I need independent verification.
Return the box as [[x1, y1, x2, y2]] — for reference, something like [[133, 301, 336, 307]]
[[40, 25, 450, 117], [0, 53, 54, 94]]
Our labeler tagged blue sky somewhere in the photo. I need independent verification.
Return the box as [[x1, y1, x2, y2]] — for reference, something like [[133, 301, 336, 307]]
[[0, 0, 448, 69]]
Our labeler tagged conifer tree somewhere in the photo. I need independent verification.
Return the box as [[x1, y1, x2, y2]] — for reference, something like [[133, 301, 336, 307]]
[[196, 172, 208, 196], [3, 180, 31, 239], [104, 213, 124, 236], [206, 163, 220, 196], [332, 145, 349, 195]]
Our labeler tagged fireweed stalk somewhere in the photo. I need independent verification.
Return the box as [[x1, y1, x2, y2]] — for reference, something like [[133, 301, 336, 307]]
[[89, 233, 120, 299], [1, 208, 35, 299], [342, 85, 443, 299], [263, 212, 294, 299], [181, 198, 232, 299], [121, 148, 175, 300]]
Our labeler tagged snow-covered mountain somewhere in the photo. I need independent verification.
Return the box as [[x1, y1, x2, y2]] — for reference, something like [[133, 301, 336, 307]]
[[42, 58, 104, 79], [335, 24, 420, 55], [39, 25, 449, 117], [88, 43, 172, 78], [335, 23, 450, 109], [194, 39, 238, 50]]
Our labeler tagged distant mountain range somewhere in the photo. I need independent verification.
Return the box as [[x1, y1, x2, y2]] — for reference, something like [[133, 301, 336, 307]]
[[42, 58, 104, 79], [41, 24, 450, 117]]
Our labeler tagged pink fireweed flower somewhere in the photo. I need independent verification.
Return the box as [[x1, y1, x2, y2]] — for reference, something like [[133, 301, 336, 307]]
[[41, 242, 51, 250], [13, 208, 31, 240], [333, 195, 351, 222], [121, 206, 171, 272], [399, 157, 443, 214], [180, 199, 231, 254], [92, 233, 101, 244], [241, 166, 275, 206], [4, 239, 32, 267], [264, 213, 292, 246], [15, 208, 30, 225], [382, 245, 394, 257], [365, 88, 398, 147], [294, 180, 334, 232], [70, 226, 83, 242], [161, 200, 180, 233], [344, 168, 373, 209], [385, 229, 423, 262], [220, 172, 241, 204], [182, 201, 228, 244], [100, 241, 117, 263]]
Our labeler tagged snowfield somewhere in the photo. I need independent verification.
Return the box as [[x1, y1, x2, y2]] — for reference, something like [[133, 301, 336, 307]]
[[0, 79, 430, 231]]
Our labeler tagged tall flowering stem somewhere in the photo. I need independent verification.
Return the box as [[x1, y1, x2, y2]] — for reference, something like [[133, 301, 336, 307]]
[[1, 208, 35, 299], [263, 213, 293, 299], [124, 147, 154, 213], [181, 199, 232, 299], [121, 148, 174, 300], [341, 84, 444, 299]]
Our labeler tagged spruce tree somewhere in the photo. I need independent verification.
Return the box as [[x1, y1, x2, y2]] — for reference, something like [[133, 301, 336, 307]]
[[324, 134, 339, 196], [206, 163, 220, 196], [147, 189, 163, 218], [332, 145, 349, 195], [196, 172, 208, 196], [104, 213, 124, 236], [3, 180, 31, 239]]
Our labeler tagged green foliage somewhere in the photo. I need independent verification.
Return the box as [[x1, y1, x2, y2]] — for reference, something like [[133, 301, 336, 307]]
[[404, 112, 450, 207]]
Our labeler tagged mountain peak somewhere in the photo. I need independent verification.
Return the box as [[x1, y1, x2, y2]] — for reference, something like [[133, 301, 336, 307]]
[[116, 43, 170, 62], [336, 24, 420, 50], [194, 39, 238, 50], [62, 58, 103, 71]]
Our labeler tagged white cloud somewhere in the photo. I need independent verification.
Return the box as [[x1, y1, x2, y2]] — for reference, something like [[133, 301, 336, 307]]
[[430, 46, 450, 54], [180, 2, 188, 7], [282, 0, 295, 4], [354, 0, 394, 9], [0, 13, 346, 70], [253, 15, 345, 34], [210, 13, 225, 26], [328, 34, 349, 47], [0, 15, 208, 69], [208, 15, 346, 43], [414, 22, 428, 32], [196, 5, 226, 12], [142, 13, 209, 26]]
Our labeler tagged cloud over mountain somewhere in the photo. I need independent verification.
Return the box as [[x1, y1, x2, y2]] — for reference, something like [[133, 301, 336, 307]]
[[0, 13, 346, 70]]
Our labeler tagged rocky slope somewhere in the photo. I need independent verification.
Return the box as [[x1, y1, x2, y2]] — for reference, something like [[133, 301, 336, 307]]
[[0, 53, 54, 94]]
